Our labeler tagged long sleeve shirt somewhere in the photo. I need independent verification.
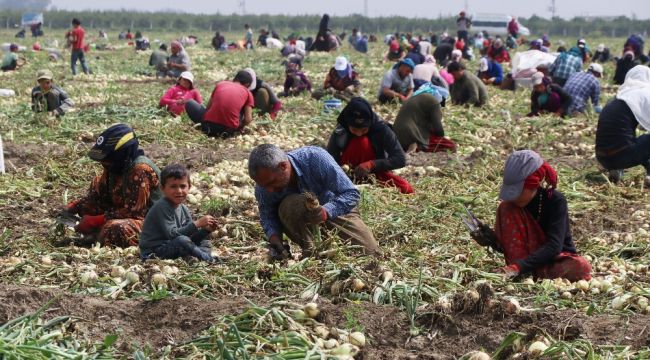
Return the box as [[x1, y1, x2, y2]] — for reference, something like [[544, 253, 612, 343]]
[[549, 53, 582, 80], [595, 98, 639, 152], [563, 72, 600, 113], [255, 146, 360, 239], [159, 84, 203, 116], [478, 61, 504, 85], [327, 120, 406, 173], [31, 85, 74, 116], [73, 157, 160, 221], [450, 72, 488, 107], [529, 84, 572, 117], [516, 190, 577, 273], [139, 198, 209, 254]]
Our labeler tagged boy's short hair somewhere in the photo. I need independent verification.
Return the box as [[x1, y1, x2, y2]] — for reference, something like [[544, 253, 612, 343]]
[[160, 164, 190, 187], [233, 70, 253, 87], [72, 18, 81, 26], [159, 44, 167, 51]]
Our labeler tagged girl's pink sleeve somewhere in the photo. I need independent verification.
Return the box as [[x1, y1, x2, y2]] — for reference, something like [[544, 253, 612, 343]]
[[193, 89, 203, 104], [159, 87, 176, 107]]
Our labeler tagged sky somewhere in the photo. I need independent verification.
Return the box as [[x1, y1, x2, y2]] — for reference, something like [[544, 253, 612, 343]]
[[49, 0, 650, 20]]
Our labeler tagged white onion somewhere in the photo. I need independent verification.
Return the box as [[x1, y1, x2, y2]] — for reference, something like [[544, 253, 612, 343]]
[[304, 302, 320, 318], [151, 273, 167, 288], [40, 255, 52, 265], [349, 332, 365, 347], [465, 350, 490, 360], [528, 341, 548, 355], [575, 280, 589, 292], [80, 270, 98, 284], [323, 339, 339, 349], [111, 265, 126, 278], [125, 271, 140, 284]]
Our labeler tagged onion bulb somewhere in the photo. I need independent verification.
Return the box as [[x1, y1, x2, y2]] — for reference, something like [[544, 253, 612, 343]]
[[502, 298, 521, 314], [111, 265, 126, 278], [151, 273, 167, 288], [125, 271, 140, 284], [304, 302, 320, 318], [330, 343, 359, 357], [41, 255, 52, 265], [575, 280, 589, 292], [349, 332, 366, 347], [80, 270, 98, 284], [350, 278, 365, 292], [464, 350, 490, 360], [324, 339, 339, 349], [612, 294, 631, 310], [528, 341, 548, 356]]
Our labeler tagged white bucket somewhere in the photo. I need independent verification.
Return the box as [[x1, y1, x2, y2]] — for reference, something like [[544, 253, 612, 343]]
[[0, 89, 15, 97]]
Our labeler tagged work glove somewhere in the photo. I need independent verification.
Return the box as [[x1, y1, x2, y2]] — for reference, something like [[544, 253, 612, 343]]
[[75, 214, 106, 234], [354, 161, 374, 179], [267, 235, 290, 261], [305, 207, 328, 225], [470, 223, 498, 248]]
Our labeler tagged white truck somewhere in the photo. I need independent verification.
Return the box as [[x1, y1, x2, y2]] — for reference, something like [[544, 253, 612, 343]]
[[470, 13, 531, 37]]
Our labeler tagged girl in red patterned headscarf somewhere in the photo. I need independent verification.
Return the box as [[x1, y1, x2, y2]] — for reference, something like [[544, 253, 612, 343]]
[[470, 150, 591, 281]]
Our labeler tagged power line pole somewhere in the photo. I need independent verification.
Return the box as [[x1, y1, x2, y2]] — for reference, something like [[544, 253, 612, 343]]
[[239, 0, 246, 16], [364, 0, 368, 18], [548, 0, 557, 18]]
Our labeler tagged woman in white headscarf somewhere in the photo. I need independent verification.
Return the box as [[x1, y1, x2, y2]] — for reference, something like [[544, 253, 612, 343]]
[[595, 65, 650, 185]]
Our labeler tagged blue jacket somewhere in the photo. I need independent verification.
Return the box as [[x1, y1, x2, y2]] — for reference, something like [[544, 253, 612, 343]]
[[478, 61, 503, 85]]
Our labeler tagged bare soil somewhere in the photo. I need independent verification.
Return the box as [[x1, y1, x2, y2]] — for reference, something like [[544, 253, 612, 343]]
[[1, 285, 648, 358]]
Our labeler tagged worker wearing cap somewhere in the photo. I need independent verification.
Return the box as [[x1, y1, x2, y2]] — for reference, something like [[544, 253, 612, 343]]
[[312, 56, 361, 102], [63, 124, 161, 247], [469, 150, 591, 281], [378, 58, 415, 104], [592, 43, 610, 63], [159, 71, 202, 117], [477, 57, 503, 86], [31, 69, 74, 117], [563, 63, 603, 115], [527, 71, 572, 117]]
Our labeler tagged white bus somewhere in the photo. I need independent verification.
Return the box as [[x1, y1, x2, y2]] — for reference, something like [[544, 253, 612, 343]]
[[470, 13, 531, 37]]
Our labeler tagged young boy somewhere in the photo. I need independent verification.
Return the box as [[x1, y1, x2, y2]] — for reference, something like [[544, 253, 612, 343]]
[[31, 69, 75, 116], [139, 164, 221, 263], [1, 44, 22, 71]]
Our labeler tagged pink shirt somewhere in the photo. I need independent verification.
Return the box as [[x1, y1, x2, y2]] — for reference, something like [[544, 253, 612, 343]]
[[159, 84, 203, 116], [203, 81, 254, 129]]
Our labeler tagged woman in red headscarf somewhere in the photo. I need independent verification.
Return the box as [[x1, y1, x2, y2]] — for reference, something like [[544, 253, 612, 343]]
[[470, 150, 591, 281]]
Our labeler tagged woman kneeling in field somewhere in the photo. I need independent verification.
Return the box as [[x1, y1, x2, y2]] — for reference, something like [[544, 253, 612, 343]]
[[64, 124, 161, 247], [470, 150, 591, 281], [327, 97, 413, 194]]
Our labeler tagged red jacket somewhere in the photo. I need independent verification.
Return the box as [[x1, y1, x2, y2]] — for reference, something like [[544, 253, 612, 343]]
[[159, 84, 202, 116], [488, 46, 511, 63]]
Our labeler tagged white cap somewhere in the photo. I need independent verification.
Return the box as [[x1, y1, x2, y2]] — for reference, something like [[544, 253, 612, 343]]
[[334, 56, 348, 71], [479, 57, 489, 72], [531, 71, 544, 85], [243, 68, 257, 90], [179, 71, 194, 84], [451, 49, 462, 59], [588, 63, 603, 76], [597, 43, 605, 52]]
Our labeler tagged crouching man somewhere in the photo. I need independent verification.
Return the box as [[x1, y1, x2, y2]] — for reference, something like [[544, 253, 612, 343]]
[[248, 144, 381, 260]]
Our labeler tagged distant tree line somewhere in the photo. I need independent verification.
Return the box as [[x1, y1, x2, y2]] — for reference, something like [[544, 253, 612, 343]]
[[2, 9, 649, 38]]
